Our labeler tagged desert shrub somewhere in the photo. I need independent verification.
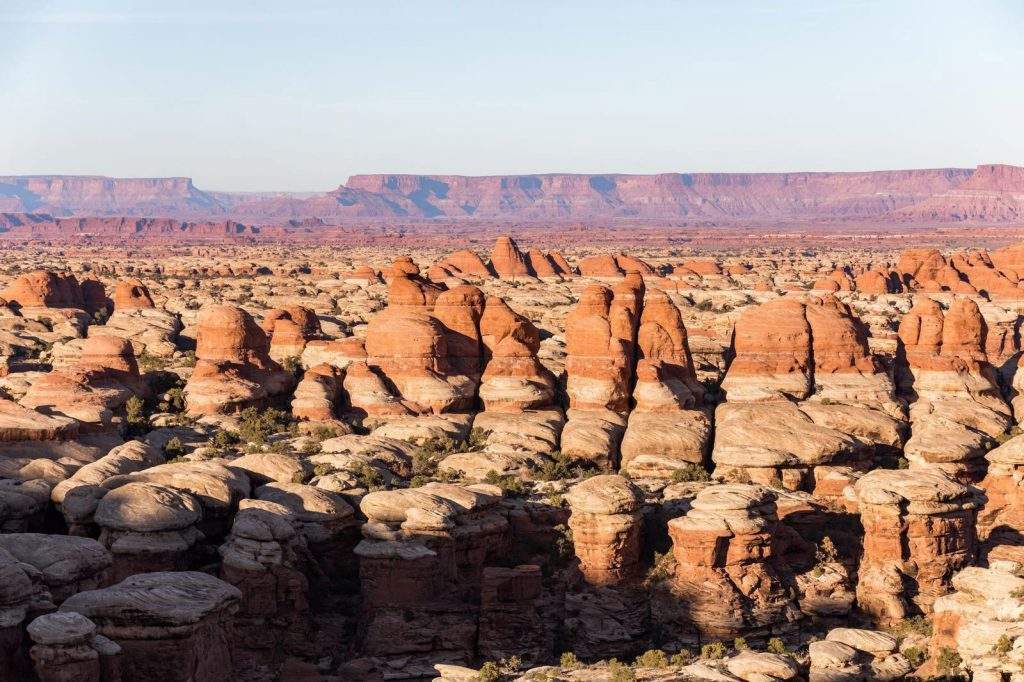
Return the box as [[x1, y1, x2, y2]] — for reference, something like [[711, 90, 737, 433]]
[[634, 649, 669, 668], [902, 645, 927, 667], [1012, 585, 1024, 598], [499, 656, 522, 673], [281, 355, 302, 375], [559, 652, 580, 669], [477, 661, 500, 682], [125, 396, 147, 429], [607, 660, 635, 682], [237, 407, 293, 444], [766, 637, 787, 654], [137, 350, 167, 372], [732, 637, 749, 651], [701, 642, 727, 660], [209, 429, 240, 453], [993, 634, 1013, 654], [888, 615, 933, 639], [300, 438, 323, 456], [352, 463, 384, 491], [935, 647, 962, 675], [670, 463, 710, 483], [669, 649, 694, 666], [483, 470, 528, 497], [643, 552, 676, 588], [163, 437, 185, 459], [309, 425, 338, 441]]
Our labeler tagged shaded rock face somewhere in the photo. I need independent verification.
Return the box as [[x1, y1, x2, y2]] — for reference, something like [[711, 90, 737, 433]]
[[979, 434, 1024, 562], [353, 483, 513, 676], [27, 611, 123, 682], [898, 296, 1011, 482], [851, 468, 979, 625], [896, 246, 1024, 299], [436, 249, 492, 278], [661, 484, 801, 641], [218, 500, 312, 676], [714, 296, 904, 497], [59, 571, 241, 682], [1, 270, 86, 309], [184, 305, 293, 415]]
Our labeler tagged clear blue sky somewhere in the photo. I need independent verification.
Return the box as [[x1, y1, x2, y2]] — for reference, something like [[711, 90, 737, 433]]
[[1, 0, 1022, 191]]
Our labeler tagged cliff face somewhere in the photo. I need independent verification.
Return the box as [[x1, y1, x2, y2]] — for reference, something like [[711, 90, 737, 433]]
[[1, 165, 1022, 224], [0, 176, 225, 216]]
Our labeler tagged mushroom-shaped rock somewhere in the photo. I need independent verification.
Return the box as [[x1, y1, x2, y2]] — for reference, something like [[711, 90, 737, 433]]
[[565, 475, 642, 586]]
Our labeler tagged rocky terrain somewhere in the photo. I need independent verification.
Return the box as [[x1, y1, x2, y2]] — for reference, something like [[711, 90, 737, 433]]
[[4, 234, 1024, 680], [2, 164, 1023, 225]]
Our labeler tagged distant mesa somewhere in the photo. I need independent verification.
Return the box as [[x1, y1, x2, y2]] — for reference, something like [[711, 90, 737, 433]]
[[0, 164, 1022, 227]]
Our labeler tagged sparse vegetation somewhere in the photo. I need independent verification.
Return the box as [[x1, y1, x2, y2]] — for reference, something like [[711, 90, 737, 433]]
[[477, 661, 500, 682], [559, 652, 580, 669], [634, 649, 669, 668], [993, 634, 1013, 655], [670, 463, 711, 483], [643, 551, 676, 588], [887, 615, 933, 639], [607, 659, 635, 682], [902, 645, 927, 668], [766, 637, 787, 654], [935, 647, 962, 675], [732, 637, 748, 651], [137, 350, 168, 372], [483, 470, 529, 497], [701, 642, 727, 660], [163, 436, 185, 459], [237, 407, 293, 444]]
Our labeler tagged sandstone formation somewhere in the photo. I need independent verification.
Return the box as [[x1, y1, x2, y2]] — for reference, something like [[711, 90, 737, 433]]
[[663, 484, 801, 640], [184, 305, 293, 415], [60, 572, 241, 682], [851, 468, 979, 624], [714, 296, 905, 496], [898, 296, 1011, 481]]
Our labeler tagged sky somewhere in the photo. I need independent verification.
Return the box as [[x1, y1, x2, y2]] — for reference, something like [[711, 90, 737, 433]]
[[1, 1, 1022, 192]]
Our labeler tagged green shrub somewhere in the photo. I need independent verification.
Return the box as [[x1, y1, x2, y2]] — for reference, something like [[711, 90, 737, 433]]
[[163, 437, 185, 459], [701, 642, 727, 660], [936, 647, 962, 675], [643, 552, 676, 587], [670, 463, 710, 483], [887, 615, 933, 639], [634, 649, 668, 668], [125, 396, 147, 429], [352, 463, 384, 491], [309, 425, 338, 441], [237, 407, 293, 444], [607, 659, 635, 682], [993, 634, 1013, 654], [281, 355, 302, 374], [766, 637, 787, 654], [669, 649, 694, 666], [477, 661, 501, 682], [902, 645, 927, 668], [558, 651, 580, 669], [209, 429, 240, 453], [300, 438, 323, 456], [137, 350, 167, 372], [483, 470, 528, 497], [1011, 585, 1024, 599], [732, 637, 748, 651]]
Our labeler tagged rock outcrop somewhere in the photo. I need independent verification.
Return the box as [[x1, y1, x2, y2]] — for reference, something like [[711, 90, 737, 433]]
[[184, 305, 293, 415], [898, 296, 1011, 482], [60, 572, 241, 682], [851, 468, 979, 624], [662, 484, 801, 640]]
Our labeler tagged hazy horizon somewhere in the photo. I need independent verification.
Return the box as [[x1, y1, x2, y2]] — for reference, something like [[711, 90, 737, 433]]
[[2, 0, 1022, 192]]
